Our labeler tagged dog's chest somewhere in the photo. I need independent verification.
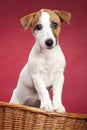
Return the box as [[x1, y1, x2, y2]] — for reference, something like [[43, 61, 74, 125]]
[[29, 45, 65, 87], [38, 56, 58, 87]]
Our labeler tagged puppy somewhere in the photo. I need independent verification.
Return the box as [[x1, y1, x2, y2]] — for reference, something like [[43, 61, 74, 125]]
[[10, 9, 71, 113]]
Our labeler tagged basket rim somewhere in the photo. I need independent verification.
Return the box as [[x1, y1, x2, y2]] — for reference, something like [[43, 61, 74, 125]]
[[0, 102, 87, 119]]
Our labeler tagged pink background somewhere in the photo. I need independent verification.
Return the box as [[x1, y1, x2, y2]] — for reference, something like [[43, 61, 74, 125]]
[[0, 0, 87, 114]]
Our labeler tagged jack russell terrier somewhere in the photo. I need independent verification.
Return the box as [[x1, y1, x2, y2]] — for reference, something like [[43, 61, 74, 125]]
[[10, 9, 71, 113]]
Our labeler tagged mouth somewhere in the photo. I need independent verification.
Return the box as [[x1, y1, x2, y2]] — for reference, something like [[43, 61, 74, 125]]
[[46, 46, 55, 49], [46, 43, 57, 50]]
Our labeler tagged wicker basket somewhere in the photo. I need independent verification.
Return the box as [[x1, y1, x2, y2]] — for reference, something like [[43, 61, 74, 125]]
[[0, 102, 87, 130]]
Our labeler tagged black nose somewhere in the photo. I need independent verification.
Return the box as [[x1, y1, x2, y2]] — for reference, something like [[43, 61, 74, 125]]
[[45, 39, 53, 47]]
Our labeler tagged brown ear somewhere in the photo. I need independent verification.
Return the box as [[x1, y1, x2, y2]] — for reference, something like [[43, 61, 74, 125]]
[[20, 12, 37, 30], [54, 10, 71, 24]]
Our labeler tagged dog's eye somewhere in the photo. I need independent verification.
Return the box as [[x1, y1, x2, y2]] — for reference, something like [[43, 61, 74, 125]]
[[52, 22, 58, 29], [35, 24, 42, 31]]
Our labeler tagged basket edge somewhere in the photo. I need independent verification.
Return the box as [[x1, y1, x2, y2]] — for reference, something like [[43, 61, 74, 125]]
[[0, 102, 87, 119]]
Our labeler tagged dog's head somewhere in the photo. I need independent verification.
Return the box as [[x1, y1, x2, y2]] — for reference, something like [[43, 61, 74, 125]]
[[20, 9, 71, 49]]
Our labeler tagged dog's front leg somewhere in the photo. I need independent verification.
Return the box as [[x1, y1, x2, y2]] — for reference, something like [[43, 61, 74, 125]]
[[32, 74, 53, 112], [53, 73, 66, 113]]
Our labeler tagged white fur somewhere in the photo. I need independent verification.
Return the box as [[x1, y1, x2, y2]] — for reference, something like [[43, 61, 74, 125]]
[[10, 11, 66, 113], [34, 11, 56, 49]]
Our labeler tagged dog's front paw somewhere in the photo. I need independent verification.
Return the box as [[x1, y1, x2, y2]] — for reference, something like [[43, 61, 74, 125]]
[[40, 101, 53, 112], [53, 104, 66, 113]]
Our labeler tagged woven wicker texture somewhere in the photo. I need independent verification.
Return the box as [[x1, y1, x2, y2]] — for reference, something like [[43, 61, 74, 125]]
[[0, 102, 87, 130]]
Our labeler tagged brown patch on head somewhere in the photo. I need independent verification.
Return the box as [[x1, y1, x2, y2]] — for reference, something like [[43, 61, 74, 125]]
[[31, 10, 42, 30], [43, 9, 71, 38], [20, 9, 71, 39], [43, 9, 61, 38], [20, 10, 42, 30]]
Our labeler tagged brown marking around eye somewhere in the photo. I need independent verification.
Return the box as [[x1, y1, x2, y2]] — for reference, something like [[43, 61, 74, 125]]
[[31, 10, 42, 31], [43, 9, 61, 38]]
